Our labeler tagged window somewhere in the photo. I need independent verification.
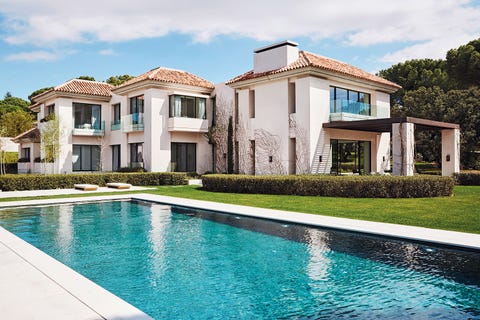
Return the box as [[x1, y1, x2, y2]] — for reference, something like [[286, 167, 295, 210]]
[[330, 86, 371, 115], [171, 143, 196, 172], [112, 145, 120, 171], [331, 140, 371, 174], [249, 90, 255, 118], [212, 97, 216, 126], [20, 147, 30, 162], [72, 145, 100, 171], [111, 103, 121, 130], [288, 82, 296, 114], [130, 143, 143, 167], [169, 95, 206, 119], [46, 104, 55, 116], [130, 96, 144, 114], [73, 103, 102, 129], [113, 103, 121, 124]]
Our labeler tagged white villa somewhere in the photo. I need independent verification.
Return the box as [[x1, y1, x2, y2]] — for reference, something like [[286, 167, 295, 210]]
[[228, 41, 460, 177], [15, 68, 217, 174], [14, 41, 460, 176]]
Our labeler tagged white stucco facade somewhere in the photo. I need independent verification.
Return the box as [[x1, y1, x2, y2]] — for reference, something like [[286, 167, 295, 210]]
[[229, 41, 396, 176], [18, 73, 217, 174]]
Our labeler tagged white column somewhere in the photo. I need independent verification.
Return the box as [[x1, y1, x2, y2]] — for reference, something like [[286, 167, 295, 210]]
[[441, 128, 460, 176], [392, 123, 415, 176]]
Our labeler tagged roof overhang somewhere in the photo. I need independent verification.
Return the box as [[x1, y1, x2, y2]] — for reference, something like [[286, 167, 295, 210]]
[[323, 117, 460, 133], [228, 66, 400, 94], [112, 79, 214, 95], [33, 91, 111, 103]]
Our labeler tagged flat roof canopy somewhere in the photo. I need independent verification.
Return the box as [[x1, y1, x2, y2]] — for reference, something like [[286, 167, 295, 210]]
[[323, 117, 459, 133]]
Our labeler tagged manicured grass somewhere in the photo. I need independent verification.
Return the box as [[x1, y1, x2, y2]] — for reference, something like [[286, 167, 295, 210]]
[[0, 185, 478, 234], [146, 185, 480, 234]]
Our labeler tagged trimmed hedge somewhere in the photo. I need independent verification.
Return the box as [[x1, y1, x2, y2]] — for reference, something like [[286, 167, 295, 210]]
[[202, 174, 455, 198], [0, 172, 187, 191], [454, 171, 480, 186]]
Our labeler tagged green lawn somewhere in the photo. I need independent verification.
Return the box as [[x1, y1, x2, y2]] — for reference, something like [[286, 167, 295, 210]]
[[146, 185, 480, 234], [0, 185, 478, 234]]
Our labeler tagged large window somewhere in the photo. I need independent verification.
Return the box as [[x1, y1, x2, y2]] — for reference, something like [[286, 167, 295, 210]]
[[112, 145, 120, 171], [130, 143, 143, 168], [72, 145, 100, 171], [73, 103, 102, 129], [130, 96, 144, 114], [171, 143, 196, 172], [169, 95, 206, 119], [20, 147, 30, 162], [331, 140, 371, 175], [112, 103, 121, 130], [330, 86, 371, 115]]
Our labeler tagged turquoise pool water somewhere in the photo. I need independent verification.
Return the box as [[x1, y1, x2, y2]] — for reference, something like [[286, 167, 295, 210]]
[[0, 200, 479, 319]]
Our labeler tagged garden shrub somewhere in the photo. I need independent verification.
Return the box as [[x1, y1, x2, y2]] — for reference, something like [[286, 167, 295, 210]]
[[201, 174, 454, 198], [0, 172, 187, 191], [454, 171, 480, 185]]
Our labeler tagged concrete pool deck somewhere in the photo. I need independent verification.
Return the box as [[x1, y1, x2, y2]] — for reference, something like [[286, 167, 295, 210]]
[[0, 192, 479, 319]]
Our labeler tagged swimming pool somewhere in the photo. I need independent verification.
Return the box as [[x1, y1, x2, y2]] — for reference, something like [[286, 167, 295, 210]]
[[0, 200, 479, 319]]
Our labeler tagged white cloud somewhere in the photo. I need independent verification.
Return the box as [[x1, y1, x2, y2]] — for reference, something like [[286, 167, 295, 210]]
[[0, 0, 479, 64], [4, 50, 59, 62]]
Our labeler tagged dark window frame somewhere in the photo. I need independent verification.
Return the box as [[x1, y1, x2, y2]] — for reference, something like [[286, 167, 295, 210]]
[[169, 95, 207, 119], [330, 86, 371, 115], [171, 142, 196, 172], [72, 144, 100, 172], [130, 95, 144, 114]]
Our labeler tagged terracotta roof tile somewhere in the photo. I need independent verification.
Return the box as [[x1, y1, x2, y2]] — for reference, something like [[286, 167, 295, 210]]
[[32, 79, 112, 101], [115, 67, 214, 90], [226, 51, 401, 90], [54, 79, 113, 96]]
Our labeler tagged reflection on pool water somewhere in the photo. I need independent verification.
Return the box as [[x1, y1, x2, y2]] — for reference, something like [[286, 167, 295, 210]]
[[1, 200, 479, 319]]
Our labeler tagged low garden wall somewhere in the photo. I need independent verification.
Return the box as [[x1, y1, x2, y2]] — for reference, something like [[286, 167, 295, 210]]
[[0, 172, 187, 191], [202, 174, 455, 198]]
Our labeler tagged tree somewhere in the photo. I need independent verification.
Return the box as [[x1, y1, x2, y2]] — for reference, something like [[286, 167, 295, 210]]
[[378, 59, 450, 106], [0, 110, 35, 137], [28, 87, 53, 103], [379, 38, 480, 169], [227, 116, 234, 174], [0, 93, 30, 115], [40, 117, 62, 173], [446, 38, 480, 89], [106, 74, 134, 86], [77, 76, 96, 81]]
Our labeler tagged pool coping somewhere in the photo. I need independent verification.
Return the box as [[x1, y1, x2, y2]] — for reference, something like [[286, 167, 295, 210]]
[[0, 193, 479, 319]]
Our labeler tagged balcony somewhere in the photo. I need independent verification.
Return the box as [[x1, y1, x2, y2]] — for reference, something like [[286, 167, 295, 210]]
[[122, 113, 144, 133], [72, 121, 105, 136], [330, 100, 374, 121], [168, 117, 208, 133], [111, 120, 121, 131]]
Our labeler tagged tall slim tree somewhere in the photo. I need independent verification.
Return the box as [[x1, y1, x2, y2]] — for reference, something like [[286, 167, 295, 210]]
[[227, 116, 234, 174]]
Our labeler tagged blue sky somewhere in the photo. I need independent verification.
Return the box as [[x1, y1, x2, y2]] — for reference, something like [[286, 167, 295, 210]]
[[1, 0, 479, 100]]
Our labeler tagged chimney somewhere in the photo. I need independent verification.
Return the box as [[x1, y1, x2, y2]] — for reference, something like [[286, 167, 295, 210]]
[[253, 40, 299, 74]]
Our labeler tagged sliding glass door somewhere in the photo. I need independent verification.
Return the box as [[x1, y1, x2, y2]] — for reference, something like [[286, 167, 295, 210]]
[[171, 143, 196, 172], [331, 140, 371, 174]]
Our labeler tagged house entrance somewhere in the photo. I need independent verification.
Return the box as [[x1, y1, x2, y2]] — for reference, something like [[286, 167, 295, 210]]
[[331, 140, 371, 174]]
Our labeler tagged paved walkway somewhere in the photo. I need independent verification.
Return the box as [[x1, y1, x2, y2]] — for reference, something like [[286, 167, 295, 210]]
[[0, 186, 151, 199]]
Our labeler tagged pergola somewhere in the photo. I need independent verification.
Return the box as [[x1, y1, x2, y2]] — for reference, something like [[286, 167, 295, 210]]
[[323, 117, 460, 176]]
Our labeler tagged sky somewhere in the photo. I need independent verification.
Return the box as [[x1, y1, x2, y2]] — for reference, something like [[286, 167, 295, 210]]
[[0, 0, 479, 101]]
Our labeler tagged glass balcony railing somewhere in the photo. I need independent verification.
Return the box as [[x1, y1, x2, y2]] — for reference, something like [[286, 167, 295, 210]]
[[122, 113, 144, 132], [330, 100, 371, 116], [72, 121, 105, 136], [111, 120, 121, 131]]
